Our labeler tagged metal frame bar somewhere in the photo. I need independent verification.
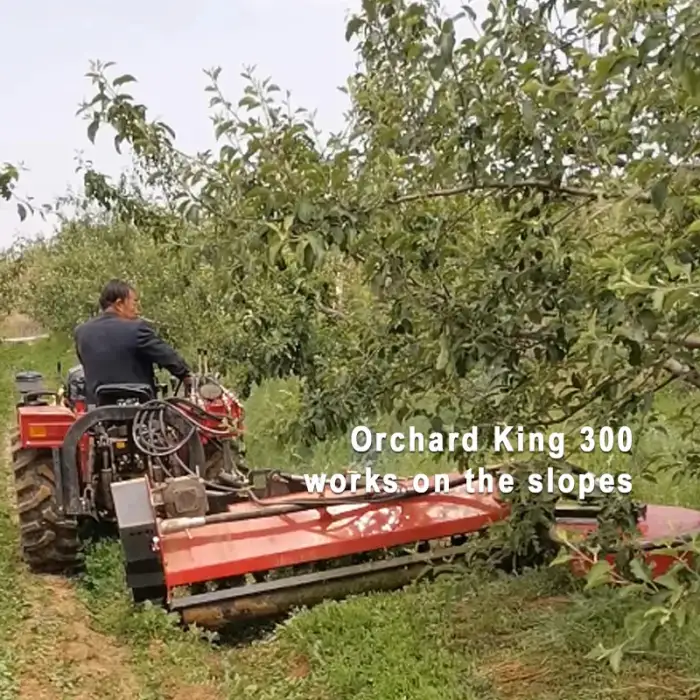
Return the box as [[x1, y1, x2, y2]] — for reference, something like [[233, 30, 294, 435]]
[[51, 447, 64, 514], [171, 541, 473, 627]]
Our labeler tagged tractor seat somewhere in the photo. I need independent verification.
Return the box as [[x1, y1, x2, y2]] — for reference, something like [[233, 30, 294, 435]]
[[94, 383, 154, 407]]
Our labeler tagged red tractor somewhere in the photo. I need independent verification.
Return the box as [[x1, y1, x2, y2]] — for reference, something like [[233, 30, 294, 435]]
[[11, 353, 244, 569], [11, 355, 700, 630]]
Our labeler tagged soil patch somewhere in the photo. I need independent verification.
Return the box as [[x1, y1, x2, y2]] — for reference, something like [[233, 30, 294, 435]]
[[15, 575, 140, 700]]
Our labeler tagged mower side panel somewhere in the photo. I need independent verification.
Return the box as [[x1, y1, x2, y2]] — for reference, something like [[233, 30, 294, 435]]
[[112, 478, 167, 604], [555, 504, 700, 545], [17, 405, 76, 448], [554, 504, 700, 577], [158, 489, 508, 588]]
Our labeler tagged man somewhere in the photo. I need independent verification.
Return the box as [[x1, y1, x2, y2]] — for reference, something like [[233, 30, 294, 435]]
[[74, 279, 192, 404]]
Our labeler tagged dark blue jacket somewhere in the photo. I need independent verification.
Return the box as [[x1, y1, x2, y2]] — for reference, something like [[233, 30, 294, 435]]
[[74, 311, 190, 403]]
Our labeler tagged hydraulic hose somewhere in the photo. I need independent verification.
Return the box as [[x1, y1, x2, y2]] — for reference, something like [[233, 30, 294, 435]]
[[131, 397, 234, 458], [158, 473, 479, 534], [130, 397, 248, 493], [130, 398, 597, 517]]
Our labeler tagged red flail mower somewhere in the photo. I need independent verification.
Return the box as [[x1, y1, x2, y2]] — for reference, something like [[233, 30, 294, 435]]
[[11, 353, 700, 630]]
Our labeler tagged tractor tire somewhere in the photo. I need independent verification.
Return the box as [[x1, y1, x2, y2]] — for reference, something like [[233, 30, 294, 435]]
[[11, 430, 81, 574]]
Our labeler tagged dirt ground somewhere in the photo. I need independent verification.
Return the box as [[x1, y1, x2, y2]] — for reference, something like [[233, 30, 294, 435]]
[[14, 577, 140, 700]]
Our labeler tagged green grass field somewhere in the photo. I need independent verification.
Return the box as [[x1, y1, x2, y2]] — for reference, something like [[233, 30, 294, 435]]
[[2, 335, 700, 700]]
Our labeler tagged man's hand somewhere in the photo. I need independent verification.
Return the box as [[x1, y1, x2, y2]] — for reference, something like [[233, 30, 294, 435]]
[[136, 321, 192, 382], [182, 374, 194, 393]]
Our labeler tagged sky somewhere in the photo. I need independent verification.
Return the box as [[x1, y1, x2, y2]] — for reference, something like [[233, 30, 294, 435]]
[[0, 0, 470, 249]]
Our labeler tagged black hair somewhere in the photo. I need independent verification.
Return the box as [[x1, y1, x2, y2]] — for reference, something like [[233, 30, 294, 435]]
[[98, 279, 135, 311]]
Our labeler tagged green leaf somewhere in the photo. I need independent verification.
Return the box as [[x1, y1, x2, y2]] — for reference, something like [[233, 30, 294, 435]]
[[113, 73, 137, 87], [184, 202, 200, 224], [549, 547, 573, 567], [655, 573, 681, 591], [296, 200, 314, 223], [361, 0, 377, 22], [663, 288, 691, 312], [439, 20, 456, 62], [629, 558, 652, 583], [345, 16, 363, 41], [673, 605, 687, 628], [584, 560, 613, 590], [87, 119, 100, 144], [306, 231, 325, 265], [651, 289, 665, 312], [268, 239, 284, 267], [436, 335, 449, 371], [429, 55, 449, 80], [238, 95, 259, 111], [303, 242, 315, 272], [16, 203, 27, 222], [608, 645, 623, 674], [650, 178, 668, 212], [585, 643, 608, 662], [215, 120, 235, 140]]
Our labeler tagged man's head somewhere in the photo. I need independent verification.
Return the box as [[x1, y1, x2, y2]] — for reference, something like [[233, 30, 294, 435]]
[[98, 279, 139, 320]]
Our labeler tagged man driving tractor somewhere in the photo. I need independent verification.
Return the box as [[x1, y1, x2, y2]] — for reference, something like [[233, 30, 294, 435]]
[[74, 279, 192, 404]]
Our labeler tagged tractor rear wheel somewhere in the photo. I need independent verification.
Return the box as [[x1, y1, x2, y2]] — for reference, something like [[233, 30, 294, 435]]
[[11, 430, 81, 574]]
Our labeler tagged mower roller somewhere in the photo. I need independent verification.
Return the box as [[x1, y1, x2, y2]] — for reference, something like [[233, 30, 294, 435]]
[[10, 355, 700, 631]]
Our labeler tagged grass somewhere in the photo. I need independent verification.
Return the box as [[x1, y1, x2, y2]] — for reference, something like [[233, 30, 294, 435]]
[[2, 335, 700, 699]]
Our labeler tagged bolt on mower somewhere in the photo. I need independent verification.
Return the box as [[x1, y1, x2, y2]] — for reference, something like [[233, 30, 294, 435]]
[[10, 353, 700, 630]]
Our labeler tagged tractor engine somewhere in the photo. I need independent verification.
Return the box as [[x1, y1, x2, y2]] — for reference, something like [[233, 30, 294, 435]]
[[55, 354, 246, 519], [90, 397, 152, 515], [98, 420, 147, 474]]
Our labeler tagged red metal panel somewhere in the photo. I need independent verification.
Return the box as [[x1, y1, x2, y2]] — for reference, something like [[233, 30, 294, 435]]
[[18, 405, 76, 448], [555, 504, 700, 577], [65, 401, 90, 479], [555, 504, 700, 544], [159, 484, 508, 588]]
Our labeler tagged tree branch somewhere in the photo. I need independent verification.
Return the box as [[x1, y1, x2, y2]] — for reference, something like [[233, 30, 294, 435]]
[[654, 332, 700, 351], [663, 358, 700, 388], [391, 180, 651, 205]]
